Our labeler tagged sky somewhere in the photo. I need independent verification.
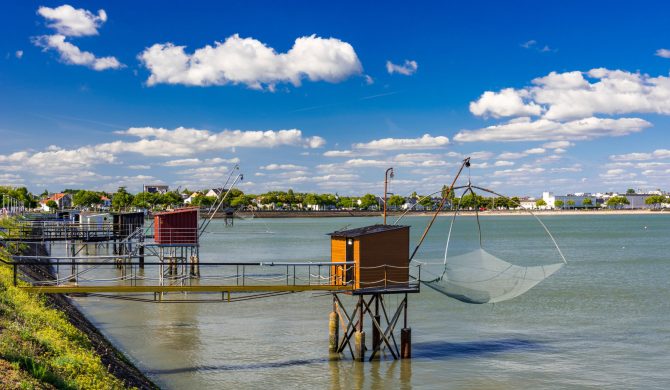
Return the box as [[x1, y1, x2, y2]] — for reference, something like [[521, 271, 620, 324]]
[[1, 1, 670, 197]]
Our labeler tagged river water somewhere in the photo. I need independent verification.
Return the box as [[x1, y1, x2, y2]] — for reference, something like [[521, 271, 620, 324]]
[[69, 215, 669, 389]]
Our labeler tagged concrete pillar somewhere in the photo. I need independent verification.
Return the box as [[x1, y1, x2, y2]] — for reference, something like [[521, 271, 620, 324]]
[[401, 328, 411, 359], [354, 331, 366, 361], [328, 311, 339, 353]]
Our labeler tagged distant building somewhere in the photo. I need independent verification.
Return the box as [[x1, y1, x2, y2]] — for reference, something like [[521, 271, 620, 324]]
[[144, 185, 169, 194], [519, 197, 538, 210], [184, 192, 201, 205], [205, 188, 228, 198], [401, 198, 425, 211], [39, 193, 73, 211], [542, 192, 597, 209], [617, 193, 654, 209], [100, 196, 112, 208]]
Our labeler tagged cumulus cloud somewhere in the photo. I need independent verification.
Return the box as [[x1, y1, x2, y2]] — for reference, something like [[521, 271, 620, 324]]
[[15, 50, 23, 59], [37, 4, 107, 37], [323, 150, 355, 157], [542, 140, 573, 149], [353, 134, 449, 150], [469, 88, 542, 118], [471, 69, 670, 121], [655, 49, 670, 58], [138, 34, 362, 89], [34, 5, 122, 71], [386, 60, 418, 76], [101, 127, 325, 157], [455, 116, 650, 142], [0, 145, 115, 174], [259, 163, 307, 171], [33, 34, 123, 70], [609, 149, 670, 161], [163, 157, 240, 166]]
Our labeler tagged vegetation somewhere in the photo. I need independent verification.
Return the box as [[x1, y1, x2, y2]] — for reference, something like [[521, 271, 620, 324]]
[[554, 200, 564, 209], [45, 200, 58, 211], [644, 194, 668, 209], [535, 199, 547, 208], [606, 196, 630, 209], [582, 197, 593, 207], [567, 199, 576, 209], [0, 245, 129, 389], [72, 190, 102, 208]]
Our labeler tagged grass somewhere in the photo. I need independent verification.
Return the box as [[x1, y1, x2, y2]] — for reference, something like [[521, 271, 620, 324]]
[[0, 221, 132, 389]]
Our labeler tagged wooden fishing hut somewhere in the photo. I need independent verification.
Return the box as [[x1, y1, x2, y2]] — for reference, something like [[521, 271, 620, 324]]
[[153, 208, 200, 280], [327, 224, 417, 362], [112, 212, 146, 265], [329, 224, 410, 290]]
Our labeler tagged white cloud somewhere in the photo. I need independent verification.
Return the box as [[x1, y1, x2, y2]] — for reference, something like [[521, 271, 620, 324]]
[[609, 149, 670, 161], [163, 157, 239, 166], [353, 134, 449, 150], [455, 116, 650, 142], [386, 60, 418, 76], [37, 4, 107, 37], [521, 40, 537, 49], [15, 50, 23, 59], [323, 150, 355, 157], [493, 166, 545, 177], [33, 34, 123, 70], [542, 140, 573, 149], [469, 88, 542, 118], [128, 164, 151, 170], [102, 127, 325, 157], [34, 5, 121, 71], [0, 145, 115, 174], [524, 147, 545, 154], [138, 34, 362, 89], [471, 69, 670, 121], [494, 160, 515, 167], [655, 49, 670, 58], [260, 164, 307, 171]]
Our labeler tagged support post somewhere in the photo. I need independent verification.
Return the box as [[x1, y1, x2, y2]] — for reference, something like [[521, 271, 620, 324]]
[[329, 298, 339, 353], [401, 294, 411, 359], [354, 295, 366, 361], [372, 294, 381, 352]]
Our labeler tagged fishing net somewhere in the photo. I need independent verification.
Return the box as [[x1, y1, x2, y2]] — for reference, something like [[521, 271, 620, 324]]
[[414, 184, 566, 304]]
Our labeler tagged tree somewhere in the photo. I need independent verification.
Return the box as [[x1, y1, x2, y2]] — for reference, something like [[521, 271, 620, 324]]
[[645, 195, 667, 209], [46, 200, 58, 211], [510, 197, 521, 209], [554, 200, 564, 209], [387, 195, 405, 209], [112, 187, 134, 211], [304, 193, 319, 209], [419, 196, 435, 210], [160, 192, 183, 207], [567, 200, 576, 209], [73, 190, 102, 208], [606, 196, 630, 209], [626, 188, 636, 194], [582, 197, 593, 208], [535, 199, 547, 208], [359, 194, 378, 210]]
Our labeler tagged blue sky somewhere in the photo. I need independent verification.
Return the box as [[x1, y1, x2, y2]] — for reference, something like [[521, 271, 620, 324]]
[[1, 1, 670, 197]]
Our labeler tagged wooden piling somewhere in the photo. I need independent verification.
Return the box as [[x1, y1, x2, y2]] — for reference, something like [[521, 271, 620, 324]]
[[328, 311, 339, 353], [401, 328, 411, 359], [354, 331, 366, 361]]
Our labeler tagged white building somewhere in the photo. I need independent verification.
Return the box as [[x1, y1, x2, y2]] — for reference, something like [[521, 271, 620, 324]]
[[542, 192, 597, 209], [39, 193, 73, 211]]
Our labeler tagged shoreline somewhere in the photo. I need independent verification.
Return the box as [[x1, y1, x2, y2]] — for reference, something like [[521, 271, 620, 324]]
[[22, 243, 158, 389], [205, 209, 669, 219]]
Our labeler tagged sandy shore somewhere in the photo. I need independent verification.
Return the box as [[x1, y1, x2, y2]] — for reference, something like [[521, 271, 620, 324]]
[[209, 209, 669, 218]]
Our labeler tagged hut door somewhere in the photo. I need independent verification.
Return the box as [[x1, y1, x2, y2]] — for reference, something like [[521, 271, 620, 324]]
[[346, 239, 354, 283]]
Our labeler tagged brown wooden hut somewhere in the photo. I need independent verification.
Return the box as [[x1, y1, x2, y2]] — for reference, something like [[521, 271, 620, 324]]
[[329, 224, 410, 290]]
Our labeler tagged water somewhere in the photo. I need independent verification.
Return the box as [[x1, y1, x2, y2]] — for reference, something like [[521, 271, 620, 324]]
[[69, 215, 670, 389]]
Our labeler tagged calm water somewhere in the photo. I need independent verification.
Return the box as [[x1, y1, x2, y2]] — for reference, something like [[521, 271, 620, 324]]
[[70, 215, 670, 389]]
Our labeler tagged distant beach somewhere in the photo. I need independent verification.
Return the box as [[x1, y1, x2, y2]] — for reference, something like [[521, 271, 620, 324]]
[[213, 209, 668, 219]]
